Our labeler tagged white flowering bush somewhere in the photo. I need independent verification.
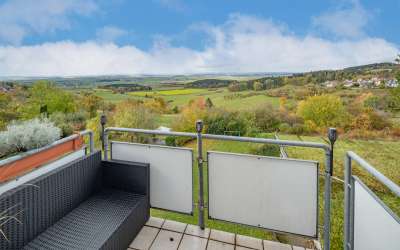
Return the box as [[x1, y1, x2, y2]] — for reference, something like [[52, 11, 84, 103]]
[[0, 118, 61, 158], [0, 132, 12, 157]]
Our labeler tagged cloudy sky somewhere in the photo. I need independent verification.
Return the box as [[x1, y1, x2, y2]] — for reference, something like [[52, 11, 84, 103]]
[[0, 0, 399, 76]]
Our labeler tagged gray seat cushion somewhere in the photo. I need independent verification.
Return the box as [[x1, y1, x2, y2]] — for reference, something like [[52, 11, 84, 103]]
[[24, 189, 146, 250]]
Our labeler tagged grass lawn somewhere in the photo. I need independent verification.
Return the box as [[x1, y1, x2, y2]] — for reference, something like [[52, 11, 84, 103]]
[[129, 88, 207, 96], [93, 89, 133, 103], [95, 88, 283, 111], [148, 134, 400, 250], [155, 114, 179, 127]]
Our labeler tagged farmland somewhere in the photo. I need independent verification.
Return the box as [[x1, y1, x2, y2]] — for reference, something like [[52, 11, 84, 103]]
[[93, 88, 282, 111]]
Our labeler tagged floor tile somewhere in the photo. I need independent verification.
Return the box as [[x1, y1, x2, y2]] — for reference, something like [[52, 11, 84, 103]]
[[178, 235, 208, 250], [185, 224, 210, 238], [263, 240, 292, 250], [130, 226, 159, 250], [146, 217, 165, 228], [236, 234, 263, 249], [235, 247, 253, 250], [209, 229, 235, 244], [150, 229, 183, 250], [162, 219, 187, 233], [206, 240, 234, 250]]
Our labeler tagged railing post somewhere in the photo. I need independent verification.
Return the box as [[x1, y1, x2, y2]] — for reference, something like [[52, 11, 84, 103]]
[[101, 114, 108, 160], [323, 128, 337, 250], [85, 130, 94, 153], [196, 120, 205, 229], [344, 154, 353, 250]]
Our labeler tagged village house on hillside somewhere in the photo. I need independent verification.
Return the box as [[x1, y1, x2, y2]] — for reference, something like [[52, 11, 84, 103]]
[[386, 79, 399, 88], [323, 77, 398, 89], [0, 82, 14, 92]]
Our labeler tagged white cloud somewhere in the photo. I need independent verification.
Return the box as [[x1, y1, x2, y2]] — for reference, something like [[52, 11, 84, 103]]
[[0, 14, 398, 76], [0, 0, 98, 45], [312, 0, 370, 39], [96, 26, 127, 43]]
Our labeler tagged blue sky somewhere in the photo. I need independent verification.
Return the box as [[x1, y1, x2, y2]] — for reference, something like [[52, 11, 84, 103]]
[[0, 0, 399, 76]]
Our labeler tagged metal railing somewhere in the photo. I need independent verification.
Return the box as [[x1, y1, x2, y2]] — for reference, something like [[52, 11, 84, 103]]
[[274, 133, 288, 158], [344, 151, 400, 250], [103, 121, 336, 249], [0, 130, 94, 167]]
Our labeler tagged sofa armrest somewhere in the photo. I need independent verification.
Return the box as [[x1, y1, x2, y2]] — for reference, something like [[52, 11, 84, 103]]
[[102, 160, 150, 197]]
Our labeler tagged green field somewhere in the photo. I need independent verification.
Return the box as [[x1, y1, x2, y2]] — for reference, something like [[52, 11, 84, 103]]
[[94, 88, 282, 110], [129, 88, 207, 97], [93, 89, 133, 103], [148, 135, 400, 249]]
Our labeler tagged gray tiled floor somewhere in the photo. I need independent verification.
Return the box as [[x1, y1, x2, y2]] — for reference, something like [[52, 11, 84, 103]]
[[128, 217, 315, 250]]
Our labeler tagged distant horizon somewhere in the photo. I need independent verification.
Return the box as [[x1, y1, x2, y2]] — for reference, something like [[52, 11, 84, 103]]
[[0, 61, 397, 81]]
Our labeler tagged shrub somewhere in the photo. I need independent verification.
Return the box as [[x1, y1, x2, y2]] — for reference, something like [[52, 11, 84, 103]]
[[278, 123, 291, 133], [50, 111, 87, 137], [351, 109, 391, 130], [289, 123, 308, 135], [114, 100, 157, 130], [165, 136, 177, 146], [204, 109, 249, 136], [172, 98, 207, 132], [253, 103, 281, 132], [249, 144, 280, 157], [0, 118, 61, 156], [0, 133, 13, 157], [21, 81, 76, 119], [297, 94, 349, 130]]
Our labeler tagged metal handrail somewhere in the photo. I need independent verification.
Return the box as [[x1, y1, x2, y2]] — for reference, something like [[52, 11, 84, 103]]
[[346, 151, 400, 196], [104, 127, 330, 151], [344, 151, 400, 250], [274, 133, 288, 158], [103, 124, 335, 249], [0, 130, 94, 167]]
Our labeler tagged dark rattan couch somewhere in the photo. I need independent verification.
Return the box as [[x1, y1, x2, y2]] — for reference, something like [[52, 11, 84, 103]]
[[0, 151, 150, 250]]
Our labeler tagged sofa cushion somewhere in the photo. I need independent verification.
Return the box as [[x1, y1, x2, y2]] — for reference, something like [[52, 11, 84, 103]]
[[24, 189, 147, 250]]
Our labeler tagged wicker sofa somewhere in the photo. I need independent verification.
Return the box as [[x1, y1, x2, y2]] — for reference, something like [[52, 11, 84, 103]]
[[0, 151, 150, 250]]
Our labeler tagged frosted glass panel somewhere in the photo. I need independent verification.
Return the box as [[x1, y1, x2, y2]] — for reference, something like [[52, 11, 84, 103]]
[[111, 141, 193, 214], [208, 151, 318, 237], [353, 179, 400, 250]]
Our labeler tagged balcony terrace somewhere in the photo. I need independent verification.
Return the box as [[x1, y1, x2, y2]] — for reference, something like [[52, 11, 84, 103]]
[[0, 121, 398, 250], [129, 217, 314, 250]]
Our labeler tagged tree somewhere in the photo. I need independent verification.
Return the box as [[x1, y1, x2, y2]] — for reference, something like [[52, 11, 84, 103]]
[[253, 81, 264, 91], [0, 92, 18, 129], [172, 97, 207, 132], [297, 95, 349, 130], [23, 81, 76, 118], [388, 86, 400, 112], [144, 97, 168, 114], [204, 108, 249, 136], [253, 103, 281, 132], [80, 92, 104, 118], [113, 100, 157, 130], [205, 98, 214, 108]]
